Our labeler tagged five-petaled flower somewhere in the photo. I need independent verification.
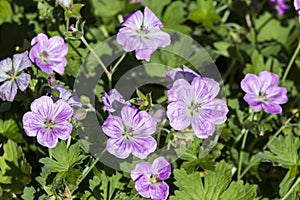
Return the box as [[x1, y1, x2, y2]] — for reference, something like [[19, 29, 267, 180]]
[[131, 157, 171, 200], [0, 52, 31, 102], [167, 77, 228, 138], [116, 7, 171, 61], [29, 33, 68, 75], [23, 96, 73, 148], [241, 71, 288, 114], [102, 105, 157, 159], [269, 0, 289, 16], [102, 89, 130, 113]]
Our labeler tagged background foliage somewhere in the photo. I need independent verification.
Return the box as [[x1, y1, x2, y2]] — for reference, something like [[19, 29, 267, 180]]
[[0, 0, 300, 199]]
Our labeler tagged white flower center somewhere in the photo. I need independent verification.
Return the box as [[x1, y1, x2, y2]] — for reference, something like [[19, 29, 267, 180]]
[[189, 102, 201, 116], [122, 127, 134, 139], [44, 117, 55, 129]]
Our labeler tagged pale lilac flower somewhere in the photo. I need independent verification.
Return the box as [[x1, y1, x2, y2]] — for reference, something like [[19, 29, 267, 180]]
[[167, 77, 228, 138], [58, 0, 71, 7], [0, 52, 31, 102], [102, 89, 130, 113], [269, 0, 289, 16], [295, 0, 300, 21], [241, 71, 288, 114], [23, 96, 73, 148], [131, 157, 171, 200], [29, 33, 68, 75], [102, 106, 157, 159], [53, 84, 82, 108], [117, 7, 171, 61], [166, 65, 200, 88]]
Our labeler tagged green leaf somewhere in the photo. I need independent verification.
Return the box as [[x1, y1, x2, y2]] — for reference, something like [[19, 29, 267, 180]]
[[162, 1, 191, 34], [0, 140, 31, 193], [0, 0, 13, 25], [40, 141, 86, 173], [142, 0, 171, 18], [262, 134, 300, 168], [91, 0, 125, 17], [188, 0, 220, 29], [279, 166, 298, 199], [0, 118, 25, 143], [170, 161, 257, 200], [88, 169, 125, 200], [21, 186, 36, 199]]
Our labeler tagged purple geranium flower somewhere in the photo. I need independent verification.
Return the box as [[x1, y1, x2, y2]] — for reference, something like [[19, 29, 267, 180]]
[[295, 0, 300, 21], [0, 52, 31, 102], [131, 157, 171, 200], [269, 0, 289, 16], [102, 89, 130, 113], [53, 84, 82, 108], [241, 71, 288, 114], [29, 33, 68, 75], [130, 0, 143, 3], [23, 96, 73, 148], [167, 77, 228, 138], [102, 106, 157, 159], [116, 7, 171, 61]]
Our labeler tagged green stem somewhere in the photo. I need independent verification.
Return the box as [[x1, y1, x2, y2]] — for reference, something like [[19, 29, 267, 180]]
[[237, 129, 248, 180], [282, 41, 300, 82], [263, 114, 296, 150], [107, 53, 126, 90], [71, 157, 99, 193], [281, 177, 300, 200], [80, 36, 110, 77]]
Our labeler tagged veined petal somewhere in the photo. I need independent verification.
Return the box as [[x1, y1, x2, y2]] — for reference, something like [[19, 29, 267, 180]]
[[0, 80, 18, 102], [267, 86, 288, 104], [30, 96, 55, 119], [116, 29, 141, 52], [0, 57, 11, 82], [16, 72, 30, 91], [133, 110, 157, 136], [135, 47, 156, 61], [167, 101, 191, 131], [49, 58, 67, 74], [121, 106, 139, 128], [149, 182, 169, 200], [151, 157, 171, 181], [131, 162, 152, 181], [52, 99, 73, 123], [47, 36, 68, 56], [240, 74, 261, 95], [22, 112, 44, 137], [37, 128, 58, 148], [295, 0, 300, 10], [243, 94, 263, 111], [191, 78, 211, 102], [106, 137, 132, 159], [262, 102, 282, 114], [191, 114, 215, 138], [102, 115, 124, 138], [131, 136, 157, 159], [52, 121, 72, 140], [201, 98, 228, 124], [168, 79, 193, 104], [13, 52, 32, 72], [135, 175, 151, 198], [122, 10, 143, 29], [143, 7, 163, 28], [259, 71, 279, 92], [146, 30, 171, 48]]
